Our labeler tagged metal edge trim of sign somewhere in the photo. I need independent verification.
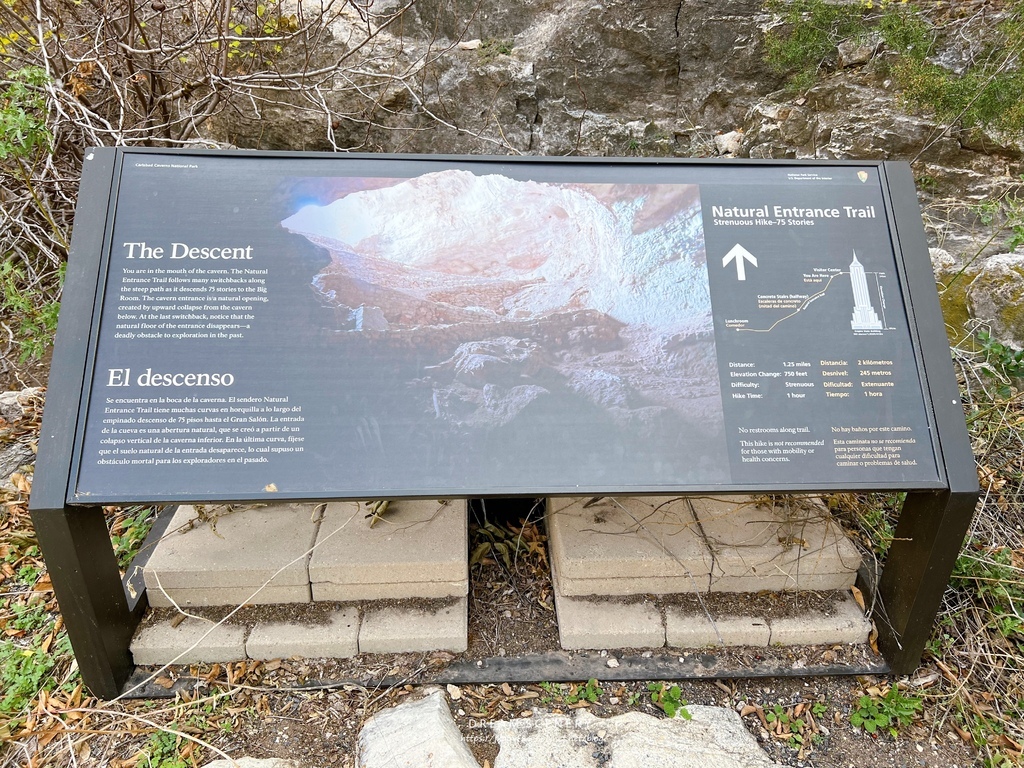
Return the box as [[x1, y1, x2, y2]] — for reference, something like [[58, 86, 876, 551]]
[[30, 148, 117, 512], [879, 162, 976, 495]]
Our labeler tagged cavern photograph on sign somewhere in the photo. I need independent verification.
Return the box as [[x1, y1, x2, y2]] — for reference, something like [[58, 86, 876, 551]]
[[280, 170, 729, 489]]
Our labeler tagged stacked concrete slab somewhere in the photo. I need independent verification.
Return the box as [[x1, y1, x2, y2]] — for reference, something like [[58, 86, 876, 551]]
[[547, 496, 869, 651], [133, 500, 467, 665], [309, 500, 468, 600], [143, 503, 317, 608]]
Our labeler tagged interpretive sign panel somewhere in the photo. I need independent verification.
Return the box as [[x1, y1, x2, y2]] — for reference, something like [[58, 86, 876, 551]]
[[32, 149, 979, 695], [67, 151, 943, 503]]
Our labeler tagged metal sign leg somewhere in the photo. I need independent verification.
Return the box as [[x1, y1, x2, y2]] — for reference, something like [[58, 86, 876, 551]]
[[875, 489, 977, 675], [31, 505, 137, 699]]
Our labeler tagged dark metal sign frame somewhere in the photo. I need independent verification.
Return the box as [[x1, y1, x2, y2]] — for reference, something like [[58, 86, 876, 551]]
[[29, 148, 978, 697]]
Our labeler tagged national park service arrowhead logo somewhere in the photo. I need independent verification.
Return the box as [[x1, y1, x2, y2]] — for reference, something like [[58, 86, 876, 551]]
[[857, 171, 869, 183]]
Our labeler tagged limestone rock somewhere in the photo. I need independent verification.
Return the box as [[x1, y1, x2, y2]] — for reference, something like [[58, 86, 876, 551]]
[[837, 34, 882, 68], [714, 130, 744, 156], [217, 0, 781, 155], [432, 338, 542, 386], [286, 170, 712, 334], [0, 442, 33, 485], [357, 688, 479, 768], [492, 707, 785, 768], [203, 758, 301, 768], [432, 380, 550, 429], [931, 248, 973, 344], [0, 388, 42, 423], [967, 253, 1024, 349]]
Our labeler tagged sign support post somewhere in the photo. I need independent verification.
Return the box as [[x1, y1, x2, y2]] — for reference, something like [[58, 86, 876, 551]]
[[31, 506, 137, 699]]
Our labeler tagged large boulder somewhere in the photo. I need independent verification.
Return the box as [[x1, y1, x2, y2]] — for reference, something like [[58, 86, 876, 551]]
[[932, 248, 1024, 349]]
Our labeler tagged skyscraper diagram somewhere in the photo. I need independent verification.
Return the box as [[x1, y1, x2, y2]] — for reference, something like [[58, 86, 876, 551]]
[[850, 251, 883, 331]]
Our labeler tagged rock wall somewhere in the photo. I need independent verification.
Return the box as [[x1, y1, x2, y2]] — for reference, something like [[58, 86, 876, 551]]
[[212, 0, 1024, 345]]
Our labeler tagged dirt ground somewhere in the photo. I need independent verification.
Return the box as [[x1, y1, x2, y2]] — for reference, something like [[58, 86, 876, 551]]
[[114, 519, 977, 768]]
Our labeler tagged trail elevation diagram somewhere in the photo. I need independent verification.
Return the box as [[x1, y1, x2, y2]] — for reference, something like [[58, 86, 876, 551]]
[[849, 251, 883, 332], [731, 250, 892, 335]]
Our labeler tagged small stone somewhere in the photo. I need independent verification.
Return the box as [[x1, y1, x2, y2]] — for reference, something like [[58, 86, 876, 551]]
[[607, 658, 620, 668], [837, 34, 882, 67], [715, 130, 744, 156], [358, 689, 478, 768]]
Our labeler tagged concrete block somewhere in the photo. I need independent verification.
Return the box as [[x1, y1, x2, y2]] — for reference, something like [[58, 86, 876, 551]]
[[310, 500, 467, 601], [246, 608, 359, 660], [695, 497, 862, 592], [554, 594, 665, 650], [312, 579, 467, 603], [548, 496, 860, 596], [547, 496, 712, 593], [665, 610, 771, 648], [131, 617, 247, 666], [555, 574, 711, 598], [359, 599, 467, 654], [147, 584, 310, 609], [144, 504, 319, 605], [705, 572, 857, 594], [768, 594, 871, 646]]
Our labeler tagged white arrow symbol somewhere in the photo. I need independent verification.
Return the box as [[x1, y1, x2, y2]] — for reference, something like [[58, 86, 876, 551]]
[[722, 243, 757, 281]]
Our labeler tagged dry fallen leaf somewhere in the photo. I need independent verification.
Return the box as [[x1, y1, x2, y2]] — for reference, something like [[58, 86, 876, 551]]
[[850, 584, 866, 611]]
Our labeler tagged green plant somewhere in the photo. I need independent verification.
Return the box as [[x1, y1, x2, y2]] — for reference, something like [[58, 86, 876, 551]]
[[763, 0, 1024, 136], [478, 38, 513, 62], [852, 494, 902, 556], [648, 683, 691, 719], [763, 0, 868, 90], [877, 4, 933, 61], [0, 625, 70, 734], [952, 546, 1024, 649], [142, 728, 189, 768], [849, 686, 922, 737], [883, 1, 1024, 136], [0, 259, 62, 361], [976, 329, 1024, 387], [0, 67, 51, 161], [9, 601, 51, 633], [537, 680, 558, 704], [766, 703, 791, 727], [111, 505, 160, 568], [565, 678, 603, 705], [0, 641, 56, 717]]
